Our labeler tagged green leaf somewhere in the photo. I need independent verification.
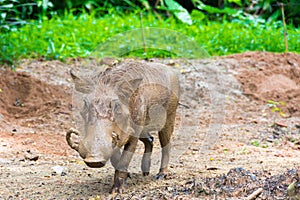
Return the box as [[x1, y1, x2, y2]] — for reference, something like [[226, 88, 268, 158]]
[[47, 39, 55, 54], [123, 0, 139, 9], [262, 143, 269, 148], [191, 9, 206, 21], [279, 111, 286, 117], [0, 12, 7, 19], [287, 181, 296, 196], [251, 140, 260, 147], [267, 100, 277, 105], [164, 0, 192, 25], [279, 101, 286, 106], [267, 9, 281, 23], [196, 1, 238, 15], [262, 1, 271, 11], [0, 4, 13, 9], [271, 107, 280, 113], [228, 0, 242, 6]]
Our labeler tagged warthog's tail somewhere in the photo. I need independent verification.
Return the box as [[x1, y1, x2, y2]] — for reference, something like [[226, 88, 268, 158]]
[[66, 128, 80, 151]]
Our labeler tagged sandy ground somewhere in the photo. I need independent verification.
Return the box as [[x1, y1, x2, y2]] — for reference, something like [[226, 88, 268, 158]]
[[0, 52, 299, 199]]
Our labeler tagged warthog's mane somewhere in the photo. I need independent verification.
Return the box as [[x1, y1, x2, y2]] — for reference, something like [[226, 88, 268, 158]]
[[92, 60, 171, 90]]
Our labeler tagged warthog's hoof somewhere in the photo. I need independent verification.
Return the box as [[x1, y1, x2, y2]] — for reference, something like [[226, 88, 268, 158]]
[[111, 177, 126, 194], [111, 170, 130, 194], [143, 172, 150, 176]]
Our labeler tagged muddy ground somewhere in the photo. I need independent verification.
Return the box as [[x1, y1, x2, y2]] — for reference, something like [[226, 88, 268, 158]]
[[0, 52, 299, 199]]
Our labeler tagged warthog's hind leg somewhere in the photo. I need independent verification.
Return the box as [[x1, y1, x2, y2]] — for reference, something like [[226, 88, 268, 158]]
[[155, 112, 176, 180], [140, 133, 154, 176]]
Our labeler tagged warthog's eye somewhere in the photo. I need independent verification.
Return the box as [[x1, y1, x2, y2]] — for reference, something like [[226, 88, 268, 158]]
[[111, 100, 121, 114], [107, 100, 121, 122], [84, 98, 89, 107]]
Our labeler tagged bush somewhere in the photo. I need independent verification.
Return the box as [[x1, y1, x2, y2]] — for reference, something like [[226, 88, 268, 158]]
[[1, 10, 299, 65], [1, 0, 300, 32]]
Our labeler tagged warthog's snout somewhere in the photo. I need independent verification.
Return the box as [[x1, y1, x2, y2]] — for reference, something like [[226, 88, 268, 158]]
[[66, 128, 108, 168], [84, 157, 106, 168]]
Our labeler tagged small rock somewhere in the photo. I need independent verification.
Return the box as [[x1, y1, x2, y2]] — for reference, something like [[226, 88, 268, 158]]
[[0, 158, 11, 164], [22, 138, 35, 145], [166, 186, 173, 192], [52, 165, 68, 176], [275, 121, 287, 127], [13, 98, 25, 107], [167, 60, 175, 66], [23, 150, 39, 161], [25, 153, 39, 161]]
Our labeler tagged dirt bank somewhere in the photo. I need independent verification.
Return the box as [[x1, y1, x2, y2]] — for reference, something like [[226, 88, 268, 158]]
[[0, 52, 299, 199]]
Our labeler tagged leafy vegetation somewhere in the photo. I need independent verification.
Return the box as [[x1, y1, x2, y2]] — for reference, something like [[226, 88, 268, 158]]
[[251, 140, 260, 147], [0, 0, 300, 65], [267, 100, 287, 117], [1, 0, 300, 31], [1, 10, 299, 65], [250, 140, 269, 148]]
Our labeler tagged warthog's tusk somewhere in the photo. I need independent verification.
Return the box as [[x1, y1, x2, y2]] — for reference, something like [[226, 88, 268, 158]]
[[66, 128, 80, 151]]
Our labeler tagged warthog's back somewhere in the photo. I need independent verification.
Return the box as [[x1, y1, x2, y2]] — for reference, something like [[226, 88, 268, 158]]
[[96, 61, 179, 92]]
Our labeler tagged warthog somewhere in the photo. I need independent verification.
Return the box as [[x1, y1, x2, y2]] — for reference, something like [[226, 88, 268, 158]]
[[67, 60, 180, 193]]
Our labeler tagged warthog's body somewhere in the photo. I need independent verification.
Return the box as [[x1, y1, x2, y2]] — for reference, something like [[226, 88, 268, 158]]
[[67, 60, 180, 193]]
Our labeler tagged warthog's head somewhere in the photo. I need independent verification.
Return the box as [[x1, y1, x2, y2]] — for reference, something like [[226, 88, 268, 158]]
[[67, 70, 142, 168]]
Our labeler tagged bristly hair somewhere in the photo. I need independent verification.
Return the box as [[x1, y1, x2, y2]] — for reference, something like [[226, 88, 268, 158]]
[[91, 60, 171, 89]]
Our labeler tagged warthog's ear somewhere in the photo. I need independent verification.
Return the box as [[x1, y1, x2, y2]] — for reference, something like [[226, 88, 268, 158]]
[[116, 78, 143, 103], [70, 70, 94, 94], [128, 78, 143, 90]]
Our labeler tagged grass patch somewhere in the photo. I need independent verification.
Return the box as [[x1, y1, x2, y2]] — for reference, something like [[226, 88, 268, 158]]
[[1, 11, 299, 65]]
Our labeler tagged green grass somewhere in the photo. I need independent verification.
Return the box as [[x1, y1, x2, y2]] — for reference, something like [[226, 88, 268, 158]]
[[1, 10, 300, 65]]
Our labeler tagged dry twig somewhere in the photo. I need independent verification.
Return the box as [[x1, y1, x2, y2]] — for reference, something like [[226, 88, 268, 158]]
[[246, 188, 263, 200]]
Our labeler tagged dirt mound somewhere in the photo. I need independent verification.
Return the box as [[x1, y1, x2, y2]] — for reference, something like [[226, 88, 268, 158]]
[[0, 69, 72, 132], [227, 52, 300, 116]]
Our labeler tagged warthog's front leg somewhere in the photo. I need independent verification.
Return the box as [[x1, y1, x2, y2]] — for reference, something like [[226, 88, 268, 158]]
[[111, 137, 138, 194], [110, 148, 121, 169]]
